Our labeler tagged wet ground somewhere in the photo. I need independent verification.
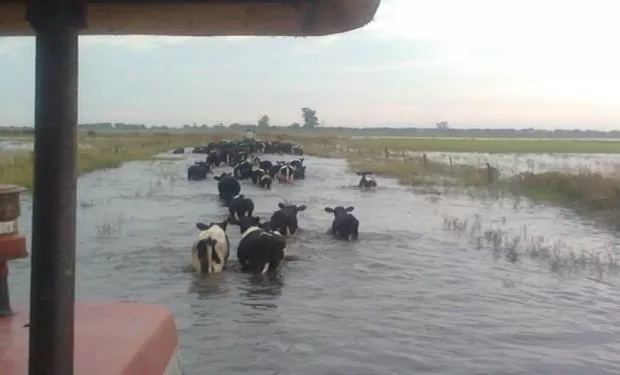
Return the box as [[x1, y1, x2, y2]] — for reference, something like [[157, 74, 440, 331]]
[[7, 152, 620, 375]]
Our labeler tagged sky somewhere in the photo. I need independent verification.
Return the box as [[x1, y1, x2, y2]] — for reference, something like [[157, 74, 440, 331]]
[[1, 0, 619, 129]]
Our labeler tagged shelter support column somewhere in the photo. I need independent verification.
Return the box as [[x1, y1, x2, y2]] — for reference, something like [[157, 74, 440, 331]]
[[26, 1, 86, 375]]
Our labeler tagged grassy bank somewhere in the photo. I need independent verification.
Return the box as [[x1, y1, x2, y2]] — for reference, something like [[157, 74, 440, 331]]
[[0, 131, 222, 190], [290, 134, 620, 227]]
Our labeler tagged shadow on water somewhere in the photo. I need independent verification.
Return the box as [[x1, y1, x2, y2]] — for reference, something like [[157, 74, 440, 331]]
[[7, 153, 620, 374]]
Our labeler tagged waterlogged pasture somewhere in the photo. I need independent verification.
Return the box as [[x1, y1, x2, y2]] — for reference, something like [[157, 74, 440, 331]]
[[5, 150, 620, 374]]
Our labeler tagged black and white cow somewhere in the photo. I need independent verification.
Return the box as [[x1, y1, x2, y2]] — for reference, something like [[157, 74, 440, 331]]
[[251, 168, 272, 189], [191, 221, 230, 274], [187, 161, 212, 181], [228, 215, 286, 274], [289, 158, 306, 179], [356, 172, 377, 189], [228, 194, 254, 220], [214, 172, 241, 205], [233, 160, 253, 180], [276, 163, 296, 184], [324, 205, 359, 241], [270, 203, 306, 236]]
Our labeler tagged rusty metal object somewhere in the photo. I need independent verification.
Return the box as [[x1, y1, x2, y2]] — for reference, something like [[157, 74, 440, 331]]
[[0, 185, 28, 318], [0, 0, 382, 36]]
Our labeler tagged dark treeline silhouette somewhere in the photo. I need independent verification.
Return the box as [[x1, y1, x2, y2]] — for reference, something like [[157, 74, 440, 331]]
[[1, 107, 618, 139]]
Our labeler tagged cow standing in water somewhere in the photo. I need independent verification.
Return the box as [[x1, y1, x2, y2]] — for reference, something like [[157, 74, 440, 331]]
[[214, 172, 241, 206], [190, 221, 230, 274], [269, 203, 306, 236], [356, 172, 377, 190], [324, 205, 359, 241], [228, 195, 255, 221], [228, 215, 287, 274]]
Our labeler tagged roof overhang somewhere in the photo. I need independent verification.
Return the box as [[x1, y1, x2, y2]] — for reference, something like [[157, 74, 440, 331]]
[[0, 0, 382, 36]]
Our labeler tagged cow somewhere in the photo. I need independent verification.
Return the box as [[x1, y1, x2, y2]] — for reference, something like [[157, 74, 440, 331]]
[[276, 164, 296, 184], [214, 172, 241, 205], [171, 148, 184, 154], [289, 157, 306, 179], [227, 215, 286, 274], [233, 160, 253, 180], [269, 162, 285, 178], [291, 144, 303, 155], [187, 161, 212, 181], [324, 206, 359, 241], [356, 172, 377, 189], [270, 203, 306, 236], [191, 146, 209, 154], [250, 169, 272, 189], [190, 221, 230, 274], [206, 150, 222, 167], [259, 159, 273, 172], [228, 194, 254, 220]]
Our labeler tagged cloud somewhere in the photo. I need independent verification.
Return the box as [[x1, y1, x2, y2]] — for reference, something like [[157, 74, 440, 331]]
[[367, 0, 619, 43]]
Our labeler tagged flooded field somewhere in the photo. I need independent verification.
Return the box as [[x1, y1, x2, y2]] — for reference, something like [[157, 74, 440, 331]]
[[0, 138, 32, 151], [7, 152, 620, 375], [411, 151, 620, 177]]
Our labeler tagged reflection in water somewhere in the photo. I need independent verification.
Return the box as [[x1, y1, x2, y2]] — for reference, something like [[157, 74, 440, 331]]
[[188, 273, 231, 299], [239, 273, 284, 311]]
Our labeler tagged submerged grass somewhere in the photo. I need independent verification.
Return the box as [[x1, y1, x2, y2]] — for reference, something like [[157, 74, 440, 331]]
[[0, 131, 220, 190], [442, 214, 618, 283]]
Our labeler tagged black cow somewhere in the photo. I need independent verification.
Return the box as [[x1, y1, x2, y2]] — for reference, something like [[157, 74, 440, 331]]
[[269, 162, 285, 178], [187, 161, 212, 181], [228, 194, 254, 220], [233, 160, 253, 180], [172, 148, 184, 154], [324, 206, 359, 241], [228, 215, 286, 274], [270, 203, 306, 236], [289, 158, 306, 179], [356, 172, 377, 189], [214, 172, 241, 205], [206, 150, 222, 167], [251, 169, 272, 189]]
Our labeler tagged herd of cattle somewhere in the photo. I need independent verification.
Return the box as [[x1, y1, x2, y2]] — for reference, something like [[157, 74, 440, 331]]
[[172, 139, 379, 276]]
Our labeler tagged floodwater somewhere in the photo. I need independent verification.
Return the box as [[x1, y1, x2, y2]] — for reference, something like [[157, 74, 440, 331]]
[[7, 152, 620, 375], [414, 151, 620, 177]]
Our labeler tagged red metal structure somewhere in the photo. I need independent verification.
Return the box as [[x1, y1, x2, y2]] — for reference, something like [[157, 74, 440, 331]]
[[0, 1, 382, 374]]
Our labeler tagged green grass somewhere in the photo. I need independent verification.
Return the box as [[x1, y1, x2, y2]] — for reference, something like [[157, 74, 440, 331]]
[[0, 131, 234, 190]]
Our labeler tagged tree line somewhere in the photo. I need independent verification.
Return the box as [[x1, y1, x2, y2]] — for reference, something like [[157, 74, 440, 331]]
[[257, 107, 319, 129]]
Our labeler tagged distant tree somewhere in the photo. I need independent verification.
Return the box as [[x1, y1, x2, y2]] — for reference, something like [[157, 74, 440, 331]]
[[301, 107, 319, 128], [289, 122, 301, 128], [258, 115, 270, 128], [436, 121, 449, 130]]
